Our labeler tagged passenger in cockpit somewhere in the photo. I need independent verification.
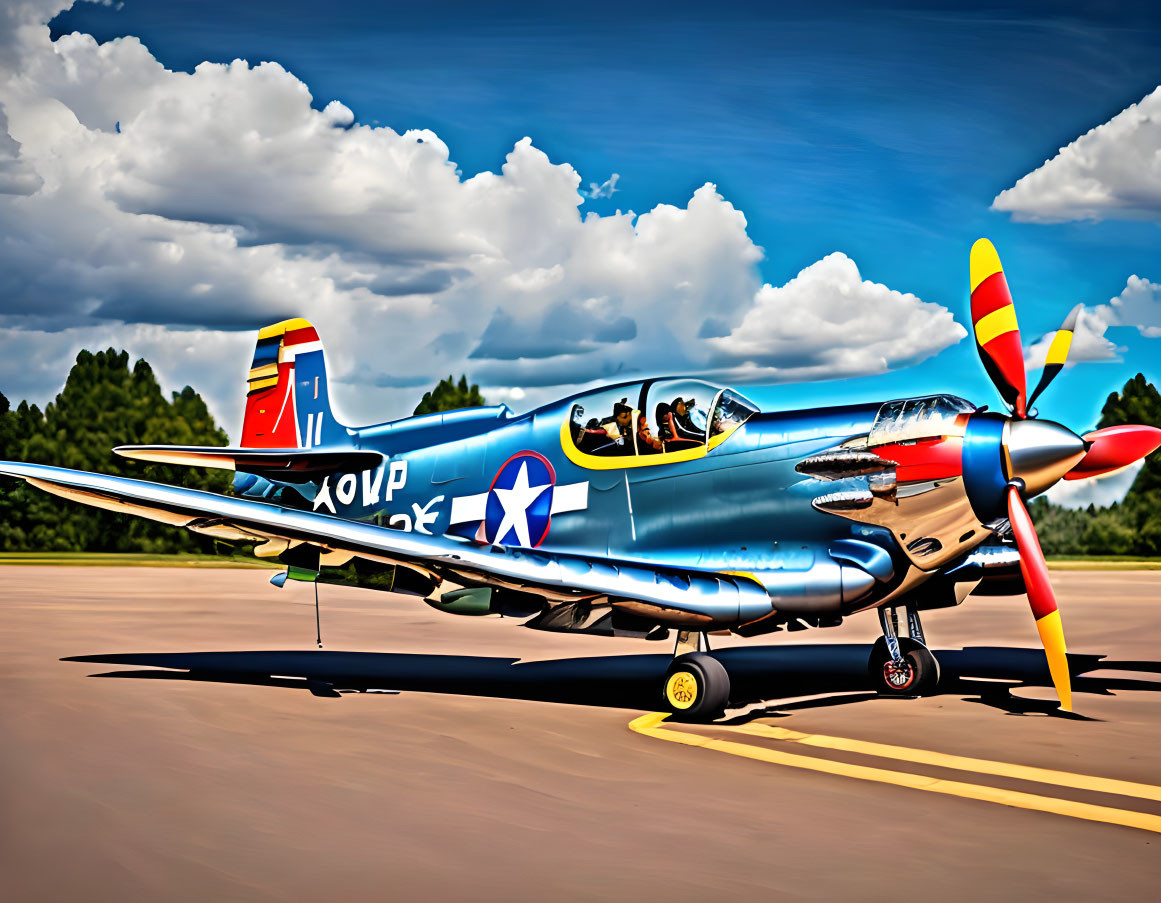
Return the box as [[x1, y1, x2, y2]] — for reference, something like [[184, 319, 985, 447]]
[[636, 413, 663, 454], [657, 399, 702, 451], [670, 396, 704, 443]]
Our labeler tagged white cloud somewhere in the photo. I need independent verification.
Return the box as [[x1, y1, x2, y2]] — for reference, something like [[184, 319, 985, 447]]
[[0, 324, 251, 430], [587, 173, 619, 199], [0, 5, 966, 440], [1111, 274, 1161, 338], [705, 253, 966, 380], [992, 86, 1161, 221], [1023, 275, 1161, 373], [1024, 305, 1122, 371], [1042, 460, 1143, 510]]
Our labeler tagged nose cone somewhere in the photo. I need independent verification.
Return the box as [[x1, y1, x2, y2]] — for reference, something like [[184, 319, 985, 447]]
[[1004, 419, 1086, 497]]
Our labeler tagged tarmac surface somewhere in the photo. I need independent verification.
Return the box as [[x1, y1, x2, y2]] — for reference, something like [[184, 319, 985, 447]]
[[2, 565, 1160, 901]]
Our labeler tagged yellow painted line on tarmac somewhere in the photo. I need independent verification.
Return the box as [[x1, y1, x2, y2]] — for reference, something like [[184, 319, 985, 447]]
[[722, 722, 1161, 803], [628, 713, 1161, 834]]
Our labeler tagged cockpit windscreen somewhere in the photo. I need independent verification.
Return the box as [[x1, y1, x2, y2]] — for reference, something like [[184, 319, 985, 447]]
[[868, 394, 975, 445]]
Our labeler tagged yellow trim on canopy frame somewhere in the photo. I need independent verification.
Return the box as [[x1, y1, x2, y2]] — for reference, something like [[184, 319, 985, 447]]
[[559, 419, 740, 470]]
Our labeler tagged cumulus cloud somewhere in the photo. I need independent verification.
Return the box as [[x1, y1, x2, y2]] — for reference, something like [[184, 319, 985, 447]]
[[1024, 305, 1122, 371], [587, 173, 619, 198], [0, 4, 966, 437], [706, 253, 967, 380], [993, 86, 1161, 221], [1111, 274, 1161, 338], [1024, 275, 1161, 373], [1042, 460, 1143, 510], [0, 323, 252, 426]]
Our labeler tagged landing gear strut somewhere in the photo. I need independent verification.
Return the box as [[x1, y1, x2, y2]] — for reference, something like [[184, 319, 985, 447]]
[[868, 605, 940, 697], [662, 631, 730, 721]]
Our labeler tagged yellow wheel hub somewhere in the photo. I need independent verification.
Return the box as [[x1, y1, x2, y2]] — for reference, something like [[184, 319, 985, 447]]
[[665, 670, 699, 710]]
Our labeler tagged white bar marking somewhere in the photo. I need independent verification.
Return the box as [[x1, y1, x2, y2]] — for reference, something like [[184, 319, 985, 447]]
[[450, 492, 489, 524], [550, 481, 589, 514]]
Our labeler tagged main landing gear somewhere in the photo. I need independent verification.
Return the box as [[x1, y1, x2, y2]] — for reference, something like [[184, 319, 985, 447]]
[[662, 631, 730, 721], [868, 605, 940, 697]]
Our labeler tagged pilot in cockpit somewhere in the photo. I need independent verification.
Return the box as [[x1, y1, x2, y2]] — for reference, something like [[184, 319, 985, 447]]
[[591, 399, 635, 455], [603, 400, 632, 437]]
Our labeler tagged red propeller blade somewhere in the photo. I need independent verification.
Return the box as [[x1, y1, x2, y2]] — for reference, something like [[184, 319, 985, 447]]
[[1064, 424, 1161, 481], [1006, 484, 1072, 711], [970, 239, 1027, 418]]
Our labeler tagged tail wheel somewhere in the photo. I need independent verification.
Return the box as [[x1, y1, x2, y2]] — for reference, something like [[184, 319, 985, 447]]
[[868, 637, 940, 698], [663, 652, 730, 722]]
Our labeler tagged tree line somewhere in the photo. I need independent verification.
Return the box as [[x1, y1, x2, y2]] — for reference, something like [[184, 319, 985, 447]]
[[0, 357, 488, 553], [0, 350, 231, 552], [0, 349, 1157, 556], [1030, 372, 1161, 557]]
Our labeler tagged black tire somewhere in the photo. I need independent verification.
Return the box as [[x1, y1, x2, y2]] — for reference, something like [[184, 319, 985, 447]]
[[868, 636, 940, 697], [662, 652, 730, 721]]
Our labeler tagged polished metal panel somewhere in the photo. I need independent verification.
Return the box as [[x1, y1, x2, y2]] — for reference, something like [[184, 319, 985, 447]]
[[796, 449, 894, 480], [746, 561, 875, 613], [829, 538, 895, 582], [809, 467, 985, 571], [966, 543, 1023, 569], [1003, 418, 1087, 497], [815, 489, 873, 510], [945, 542, 1022, 579]]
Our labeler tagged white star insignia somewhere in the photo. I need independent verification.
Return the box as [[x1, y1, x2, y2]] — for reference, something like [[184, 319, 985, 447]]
[[490, 461, 551, 546]]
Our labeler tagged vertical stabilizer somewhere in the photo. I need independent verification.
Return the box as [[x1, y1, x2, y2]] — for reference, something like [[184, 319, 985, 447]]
[[241, 318, 344, 448]]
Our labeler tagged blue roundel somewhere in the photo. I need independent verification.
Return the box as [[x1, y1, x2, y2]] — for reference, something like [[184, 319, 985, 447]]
[[484, 453, 556, 547]]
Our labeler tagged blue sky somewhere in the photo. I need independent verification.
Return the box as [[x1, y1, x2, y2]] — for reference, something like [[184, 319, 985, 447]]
[[7, 0, 1159, 436]]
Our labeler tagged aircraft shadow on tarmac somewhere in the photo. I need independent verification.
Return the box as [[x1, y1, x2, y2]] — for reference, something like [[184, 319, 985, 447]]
[[64, 644, 1161, 720]]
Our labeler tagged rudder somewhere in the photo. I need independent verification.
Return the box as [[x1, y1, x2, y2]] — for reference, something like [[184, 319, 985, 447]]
[[242, 318, 344, 448]]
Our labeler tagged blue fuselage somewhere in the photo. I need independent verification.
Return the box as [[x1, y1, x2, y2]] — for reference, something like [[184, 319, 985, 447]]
[[308, 392, 885, 572]]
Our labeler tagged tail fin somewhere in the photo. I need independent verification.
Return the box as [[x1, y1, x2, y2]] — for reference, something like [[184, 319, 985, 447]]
[[242, 318, 344, 448]]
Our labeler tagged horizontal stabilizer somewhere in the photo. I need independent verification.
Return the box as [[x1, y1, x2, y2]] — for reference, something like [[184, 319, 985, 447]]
[[114, 445, 383, 483]]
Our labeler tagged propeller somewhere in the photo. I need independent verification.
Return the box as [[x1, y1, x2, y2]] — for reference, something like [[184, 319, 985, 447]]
[[1027, 303, 1081, 412], [1006, 483, 1071, 711], [1065, 424, 1161, 481], [964, 239, 1160, 711], [970, 239, 1027, 418]]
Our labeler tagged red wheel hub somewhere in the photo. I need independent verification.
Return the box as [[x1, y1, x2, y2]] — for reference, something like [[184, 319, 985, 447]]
[[883, 658, 916, 690]]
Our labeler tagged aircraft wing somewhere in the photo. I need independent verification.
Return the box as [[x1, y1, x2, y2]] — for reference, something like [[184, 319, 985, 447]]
[[0, 462, 774, 625]]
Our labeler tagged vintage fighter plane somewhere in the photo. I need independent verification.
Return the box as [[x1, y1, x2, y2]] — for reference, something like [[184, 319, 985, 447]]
[[2, 239, 1159, 719]]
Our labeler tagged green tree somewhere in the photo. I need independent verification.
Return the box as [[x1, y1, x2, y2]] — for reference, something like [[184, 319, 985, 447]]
[[413, 374, 486, 415], [0, 390, 13, 459], [1033, 372, 1161, 556], [0, 349, 230, 552]]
